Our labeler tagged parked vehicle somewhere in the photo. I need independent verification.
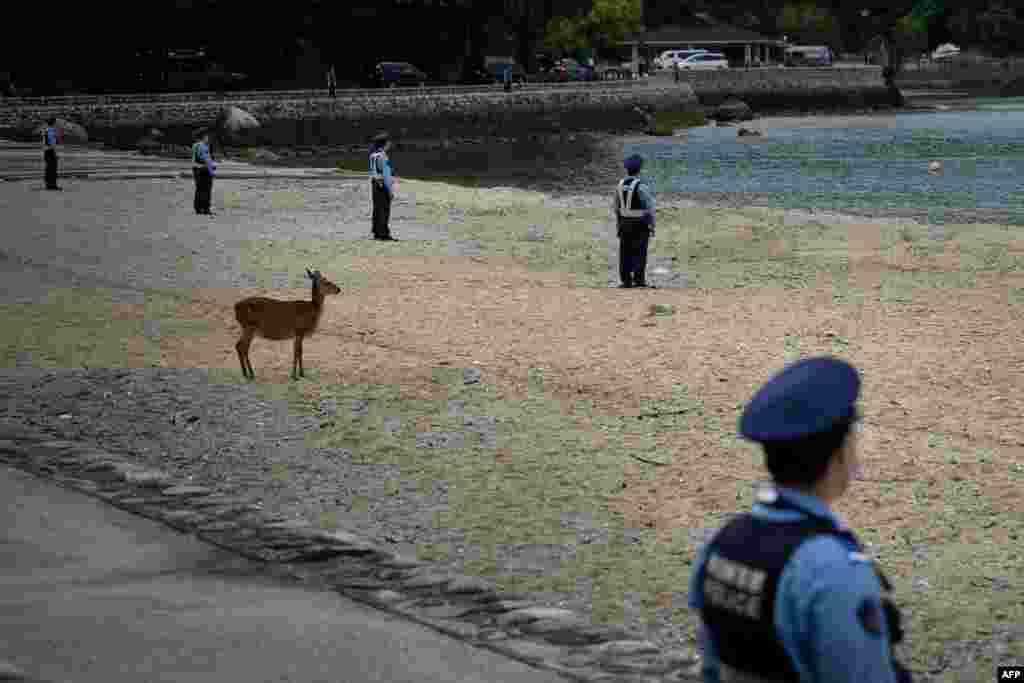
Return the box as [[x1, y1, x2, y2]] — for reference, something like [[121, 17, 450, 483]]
[[369, 62, 429, 88], [595, 60, 640, 79], [486, 62, 528, 84], [675, 52, 729, 70], [544, 58, 595, 82], [655, 49, 708, 70], [931, 43, 961, 61], [784, 46, 833, 67]]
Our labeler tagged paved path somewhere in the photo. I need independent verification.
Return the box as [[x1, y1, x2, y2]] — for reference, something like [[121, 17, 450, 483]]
[[0, 464, 568, 683], [0, 141, 349, 181]]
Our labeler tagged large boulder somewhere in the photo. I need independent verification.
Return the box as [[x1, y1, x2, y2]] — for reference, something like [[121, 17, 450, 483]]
[[713, 98, 753, 122], [31, 118, 89, 143], [215, 105, 260, 144], [136, 137, 162, 155], [1001, 76, 1024, 96]]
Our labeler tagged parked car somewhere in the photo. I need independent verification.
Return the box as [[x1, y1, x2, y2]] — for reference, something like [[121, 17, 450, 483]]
[[675, 52, 729, 70], [369, 62, 429, 88], [655, 49, 708, 70], [784, 46, 833, 67], [535, 54, 558, 74], [486, 62, 528, 84], [932, 43, 961, 61], [458, 62, 528, 85], [544, 58, 595, 82], [595, 60, 640, 79]]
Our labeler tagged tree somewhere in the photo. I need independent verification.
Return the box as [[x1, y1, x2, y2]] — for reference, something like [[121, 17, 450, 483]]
[[976, 2, 1024, 55], [543, 0, 641, 54], [894, 13, 929, 56], [780, 1, 840, 46]]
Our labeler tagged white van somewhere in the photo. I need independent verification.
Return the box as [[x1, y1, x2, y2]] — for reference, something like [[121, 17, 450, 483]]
[[655, 49, 707, 70]]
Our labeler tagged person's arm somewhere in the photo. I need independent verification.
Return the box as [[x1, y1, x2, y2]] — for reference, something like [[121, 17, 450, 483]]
[[612, 189, 620, 222], [776, 537, 899, 683], [638, 183, 656, 231], [383, 157, 394, 196], [688, 539, 721, 683]]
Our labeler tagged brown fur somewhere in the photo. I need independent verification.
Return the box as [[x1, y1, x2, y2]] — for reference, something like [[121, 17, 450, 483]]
[[234, 269, 341, 381]]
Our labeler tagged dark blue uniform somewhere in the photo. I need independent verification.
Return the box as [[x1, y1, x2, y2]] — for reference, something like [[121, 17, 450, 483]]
[[689, 357, 911, 683], [191, 137, 214, 215], [613, 154, 655, 288], [43, 123, 60, 190], [369, 134, 396, 240]]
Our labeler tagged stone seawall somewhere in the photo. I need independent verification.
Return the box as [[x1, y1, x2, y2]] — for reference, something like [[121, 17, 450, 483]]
[[0, 68, 895, 147], [671, 65, 896, 109]]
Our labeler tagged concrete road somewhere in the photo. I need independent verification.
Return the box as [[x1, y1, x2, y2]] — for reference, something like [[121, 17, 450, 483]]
[[0, 465, 568, 683], [0, 141, 343, 181]]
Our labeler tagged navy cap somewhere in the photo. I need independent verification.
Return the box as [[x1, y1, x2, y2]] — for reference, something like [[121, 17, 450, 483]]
[[624, 154, 643, 172], [739, 356, 860, 443]]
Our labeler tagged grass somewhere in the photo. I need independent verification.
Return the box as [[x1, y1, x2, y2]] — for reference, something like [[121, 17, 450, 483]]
[[652, 109, 707, 136], [6, 177, 1024, 676]]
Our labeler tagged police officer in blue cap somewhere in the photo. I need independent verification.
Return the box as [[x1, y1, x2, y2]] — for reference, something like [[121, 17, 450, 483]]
[[613, 153, 655, 288], [369, 132, 397, 241], [689, 356, 912, 683], [42, 117, 61, 191]]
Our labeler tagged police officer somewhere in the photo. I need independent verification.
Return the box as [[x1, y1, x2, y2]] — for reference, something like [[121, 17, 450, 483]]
[[327, 65, 338, 98], [42, 117, 61, 191], [613, 153, 655, 288], [688, 356, 912, 683], [369, 132, 397, 241], [191, 130, 215, 216]]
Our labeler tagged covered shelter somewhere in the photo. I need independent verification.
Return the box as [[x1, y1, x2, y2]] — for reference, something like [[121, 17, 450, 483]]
[[619, 22, 786, 76]]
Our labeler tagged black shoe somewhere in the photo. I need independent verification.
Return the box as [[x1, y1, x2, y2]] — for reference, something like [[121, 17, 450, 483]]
[[634, 282, 650, 288], [379, 235, 398, 241], [619, 283, 633, 288]]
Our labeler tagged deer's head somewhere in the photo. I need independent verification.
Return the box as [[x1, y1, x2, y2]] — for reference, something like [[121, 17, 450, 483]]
[[307, 268, 341, 295]]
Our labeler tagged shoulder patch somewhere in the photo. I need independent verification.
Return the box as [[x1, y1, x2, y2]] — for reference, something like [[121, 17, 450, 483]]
[[857, 598, 884, 637]]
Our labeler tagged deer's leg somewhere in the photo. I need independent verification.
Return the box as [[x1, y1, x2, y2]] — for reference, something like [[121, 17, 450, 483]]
[[298, 335, 305, 378], [292, 335, 303, 380], [236, 327, 256, 380]]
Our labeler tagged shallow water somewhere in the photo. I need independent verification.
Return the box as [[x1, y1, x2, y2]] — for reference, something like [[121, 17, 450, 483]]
[[626, 104, 1024, 218]]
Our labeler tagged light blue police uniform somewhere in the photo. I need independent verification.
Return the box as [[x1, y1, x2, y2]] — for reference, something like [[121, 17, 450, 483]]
[[612, 176, 656, 228], [688, 355, 907, 683], [369, 148, 393, 195], [192, 140, 211, 167], [689, 486, 899, 683], [44, 127, 58, 148]]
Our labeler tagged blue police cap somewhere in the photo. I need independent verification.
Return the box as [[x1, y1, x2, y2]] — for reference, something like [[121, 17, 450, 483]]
[[624, 154, 643, 172], [739, 356, 860, 443]]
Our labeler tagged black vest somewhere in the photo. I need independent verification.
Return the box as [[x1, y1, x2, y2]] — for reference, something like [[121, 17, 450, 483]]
[[618, 176, 645, 212], [697, 500, 904, 681]]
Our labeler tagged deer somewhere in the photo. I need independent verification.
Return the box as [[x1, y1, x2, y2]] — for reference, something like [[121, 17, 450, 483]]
[[234, 268, 341, 381]]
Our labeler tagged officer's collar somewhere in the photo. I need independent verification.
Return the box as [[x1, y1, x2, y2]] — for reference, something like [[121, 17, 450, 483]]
[[754, 485, 844, 529]]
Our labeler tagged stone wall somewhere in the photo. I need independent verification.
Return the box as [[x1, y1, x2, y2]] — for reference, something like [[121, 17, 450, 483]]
[[0, 68, 895, 147], [671, 66, 896, 109]]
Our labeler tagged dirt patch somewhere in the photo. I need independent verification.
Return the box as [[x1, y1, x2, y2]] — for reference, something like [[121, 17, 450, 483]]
[[4, 175, 1022, 677]]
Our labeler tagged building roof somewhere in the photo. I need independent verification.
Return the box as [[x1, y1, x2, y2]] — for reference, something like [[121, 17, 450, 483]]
[[621, 22, 782, 46]]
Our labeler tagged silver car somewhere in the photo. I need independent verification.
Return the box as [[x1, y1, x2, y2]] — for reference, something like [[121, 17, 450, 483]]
[[676, 52, 729, 70]]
